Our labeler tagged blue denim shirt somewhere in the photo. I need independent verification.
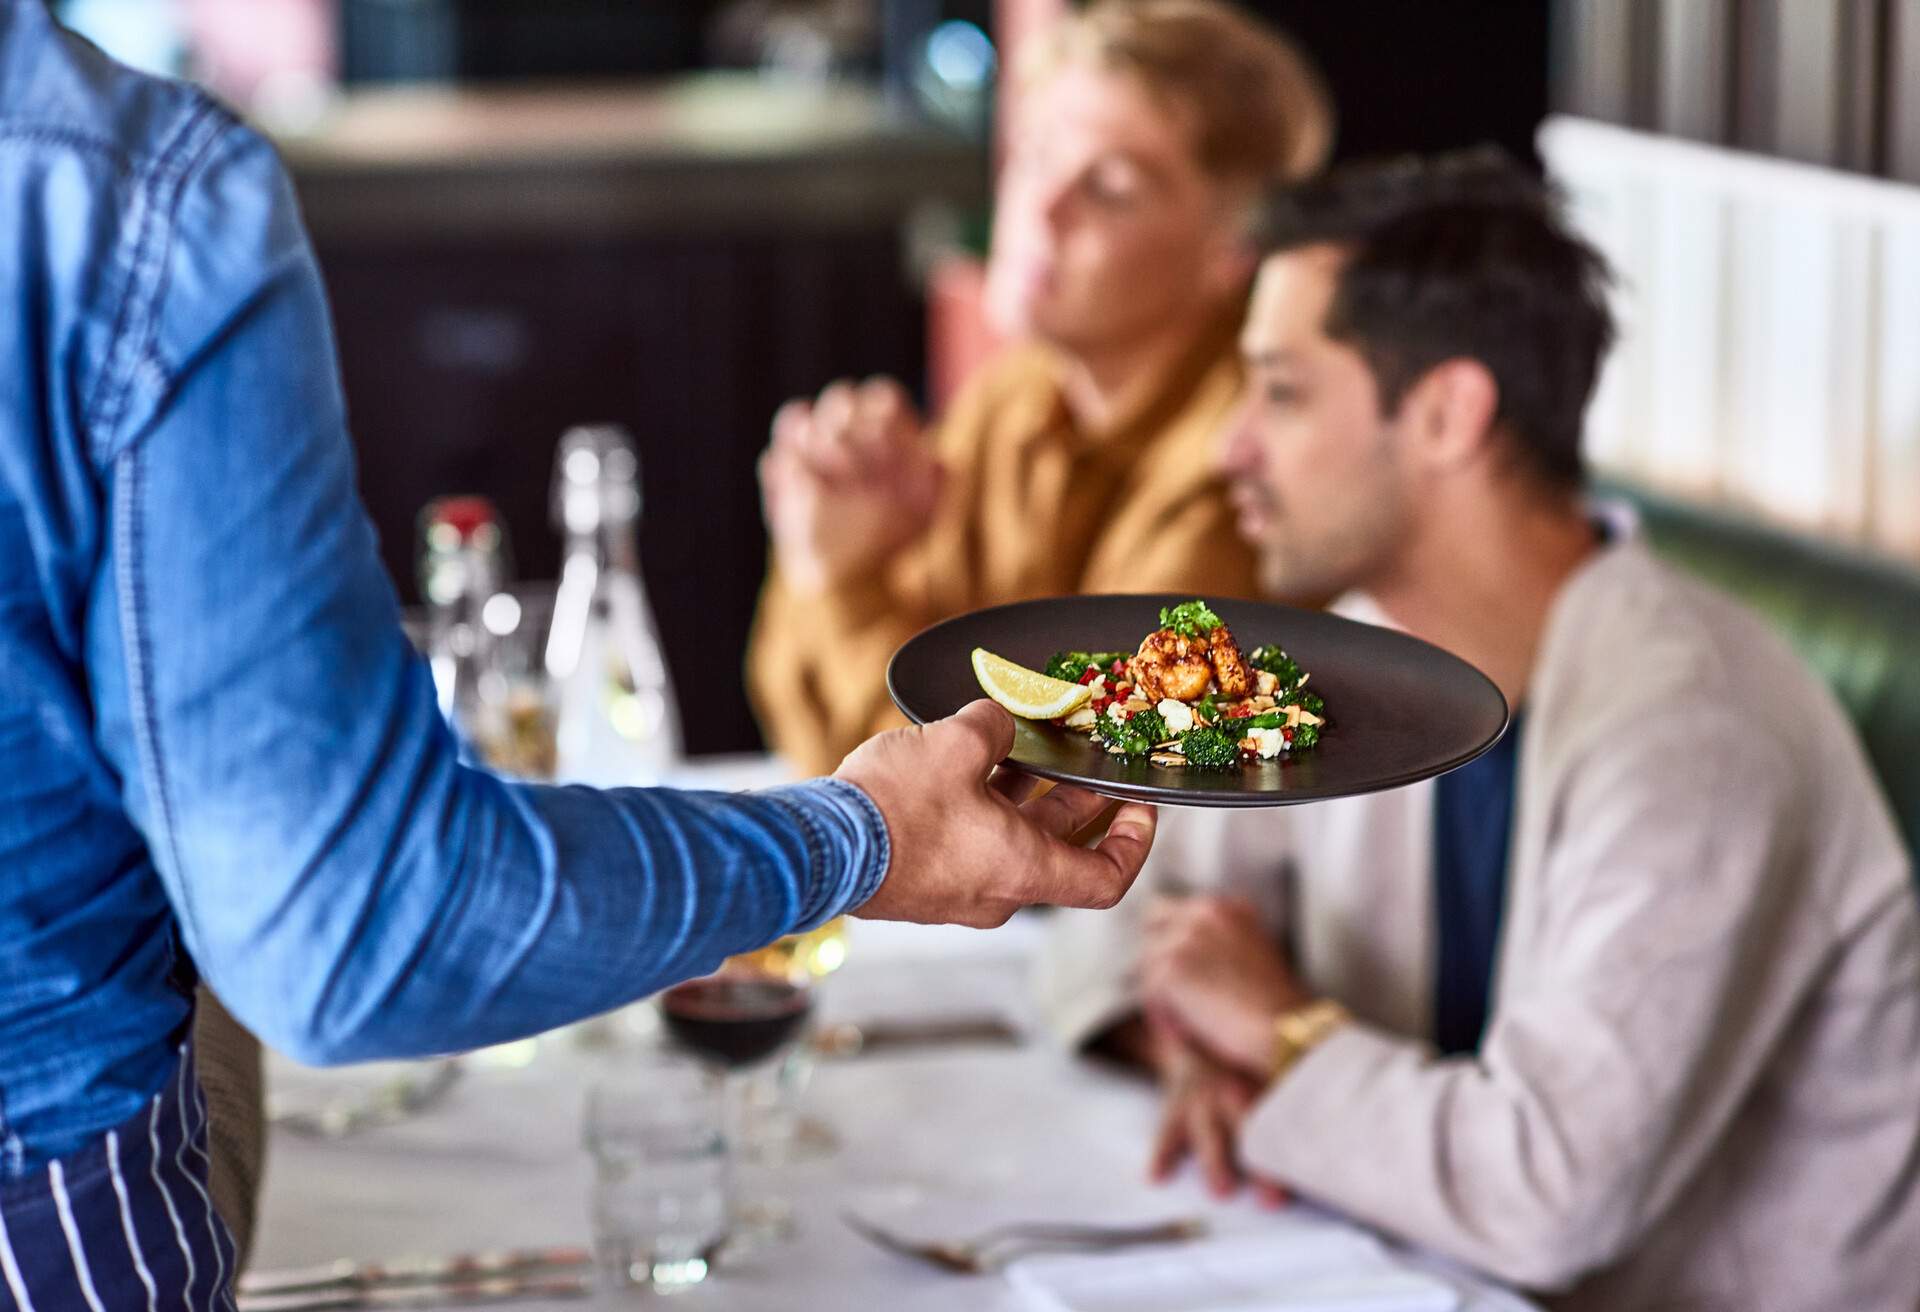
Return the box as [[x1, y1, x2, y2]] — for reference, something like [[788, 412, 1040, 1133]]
[[0, 0, 888, 1177]]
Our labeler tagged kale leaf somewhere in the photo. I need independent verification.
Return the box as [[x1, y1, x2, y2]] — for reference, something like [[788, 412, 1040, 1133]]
[[1044, 650, 1129, 683]]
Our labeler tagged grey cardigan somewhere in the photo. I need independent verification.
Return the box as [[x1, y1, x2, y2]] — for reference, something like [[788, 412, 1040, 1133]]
[[1040, 540, 1920, 1311]]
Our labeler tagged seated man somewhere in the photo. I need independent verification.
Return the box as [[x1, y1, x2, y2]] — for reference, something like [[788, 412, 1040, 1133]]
[[750, 0, 1332, 773], [1042, 152, 1920, 1310]]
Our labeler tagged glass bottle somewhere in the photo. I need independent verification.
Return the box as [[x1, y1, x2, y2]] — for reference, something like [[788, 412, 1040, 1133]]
[[418, 494, 509, 737], [545, 425, 682, 786]]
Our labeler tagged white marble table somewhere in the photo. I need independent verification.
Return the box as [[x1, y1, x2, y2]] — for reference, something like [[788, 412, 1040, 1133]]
[[252, 913, 1538, 1311], [252, 755, 1536, 1310]]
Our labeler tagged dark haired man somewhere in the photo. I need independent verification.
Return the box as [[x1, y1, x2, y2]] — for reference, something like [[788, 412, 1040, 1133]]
[[1042, 153, 1920, 1310]]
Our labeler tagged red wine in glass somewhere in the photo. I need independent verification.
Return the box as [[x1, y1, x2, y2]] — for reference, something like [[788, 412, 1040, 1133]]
[[661, 976, 812, 1069]]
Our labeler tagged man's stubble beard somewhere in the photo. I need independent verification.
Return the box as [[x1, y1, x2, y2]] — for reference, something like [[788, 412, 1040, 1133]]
[[1254, 427, 1411, 604]]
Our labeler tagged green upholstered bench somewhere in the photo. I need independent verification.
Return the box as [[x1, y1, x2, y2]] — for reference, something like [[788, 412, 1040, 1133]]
[[1606, 482, 1920, 863]]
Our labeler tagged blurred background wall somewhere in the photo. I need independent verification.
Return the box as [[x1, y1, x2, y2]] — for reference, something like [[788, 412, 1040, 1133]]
[[1549, 0, 1920, 557], [1553, 0, 1920, 181], [51, 0, 1919, 752]]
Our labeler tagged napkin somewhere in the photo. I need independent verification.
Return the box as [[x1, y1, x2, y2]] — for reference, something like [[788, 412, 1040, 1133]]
[[1006, 1230, 1462, 1312]]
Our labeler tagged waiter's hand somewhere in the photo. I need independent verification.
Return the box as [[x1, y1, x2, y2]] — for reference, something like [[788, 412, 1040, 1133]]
[[1140, 895, 1310, 1077], [837, 700, 1156, 928]]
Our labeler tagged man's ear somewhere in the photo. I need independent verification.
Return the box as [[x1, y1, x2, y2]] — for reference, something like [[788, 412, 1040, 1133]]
[[1400, 358, 1500, 475], [1199, 233, 1258, 300], [1201, 196, 1262, 299]]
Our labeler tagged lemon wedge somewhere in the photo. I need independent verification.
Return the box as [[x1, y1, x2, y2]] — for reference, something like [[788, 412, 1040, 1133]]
[[971, 648, 1092, 720]]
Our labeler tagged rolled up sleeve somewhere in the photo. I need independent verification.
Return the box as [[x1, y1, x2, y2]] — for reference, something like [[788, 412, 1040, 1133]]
[[89, 117, 889, 1066]]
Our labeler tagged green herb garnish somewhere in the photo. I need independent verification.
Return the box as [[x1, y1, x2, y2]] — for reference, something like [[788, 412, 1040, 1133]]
[[1158, 599, 1223, 638]]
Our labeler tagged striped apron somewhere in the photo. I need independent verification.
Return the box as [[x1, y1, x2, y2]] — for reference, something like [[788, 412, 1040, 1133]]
[[0, 1046, 236, 1311]]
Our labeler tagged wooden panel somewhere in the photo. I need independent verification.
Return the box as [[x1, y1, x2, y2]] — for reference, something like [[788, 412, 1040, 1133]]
[[1770, 0, 1846, 165], [1874, 227, 1920, 553], [1642, 177, 1730, 494], [1542, 115, 1920, 563], [1552, 0, 1649, 123], [1889, 0, 1920, 183], [1655, 0, 1734, 142]]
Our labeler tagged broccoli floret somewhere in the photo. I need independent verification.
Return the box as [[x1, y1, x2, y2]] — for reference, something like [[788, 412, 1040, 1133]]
[[1291, 722, 1321, 750], [1096, 706, 1167, 758], [1044, 650, 1129, 683], [1247, 644, 1303, 691], [1178, 724, 1240, 768], [1158, 599, 1223, 638], [1297, 690, 1325, 717]]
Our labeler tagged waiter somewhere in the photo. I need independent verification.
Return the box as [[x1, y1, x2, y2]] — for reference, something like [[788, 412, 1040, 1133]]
[[0, 3, 1155, 1304]]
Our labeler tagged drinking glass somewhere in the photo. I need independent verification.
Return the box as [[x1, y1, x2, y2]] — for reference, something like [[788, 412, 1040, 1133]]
[[658, 967, 814, 1245], [582, 1054, 730, 1295], [724, 919, 847, 1162], [466, 583, 559, 783]]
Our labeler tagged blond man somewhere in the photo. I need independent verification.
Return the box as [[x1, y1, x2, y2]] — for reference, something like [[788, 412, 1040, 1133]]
[[750, 0, 1332, 774]]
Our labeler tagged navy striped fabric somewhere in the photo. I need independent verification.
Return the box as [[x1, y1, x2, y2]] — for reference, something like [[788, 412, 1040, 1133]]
[[0, 1047, 235, 1311]]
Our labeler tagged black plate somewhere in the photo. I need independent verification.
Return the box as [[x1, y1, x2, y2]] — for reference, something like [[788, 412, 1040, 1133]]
[[887, 594, 1508, 808]]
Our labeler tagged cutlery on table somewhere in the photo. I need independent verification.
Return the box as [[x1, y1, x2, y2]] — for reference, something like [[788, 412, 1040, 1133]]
[[269, 1059, 463, 1139], [842, 1212, 1207, 1274], [238, 1248, 591, 1312], [238, 1273, 591, 1311], [812, 1015, 1026, 1057]]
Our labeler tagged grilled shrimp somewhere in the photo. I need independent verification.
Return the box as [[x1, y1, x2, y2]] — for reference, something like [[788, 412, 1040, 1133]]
[[1133, 623, 1254, 702], [1132, 629, 1214, 702], [1207, 623, 1253, 699]]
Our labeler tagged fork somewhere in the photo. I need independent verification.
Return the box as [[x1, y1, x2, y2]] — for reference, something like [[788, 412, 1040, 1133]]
[[842, 1212, 1207, 1274]]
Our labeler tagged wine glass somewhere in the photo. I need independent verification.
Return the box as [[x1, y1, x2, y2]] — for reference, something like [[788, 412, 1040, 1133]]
[[724, 917, 848, 1159], [659, 966, 814, 1245]]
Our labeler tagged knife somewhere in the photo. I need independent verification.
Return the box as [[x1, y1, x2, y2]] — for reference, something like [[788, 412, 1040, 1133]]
[[238, 1273, 591, 1311], [240, 1247, 590, 1298]]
